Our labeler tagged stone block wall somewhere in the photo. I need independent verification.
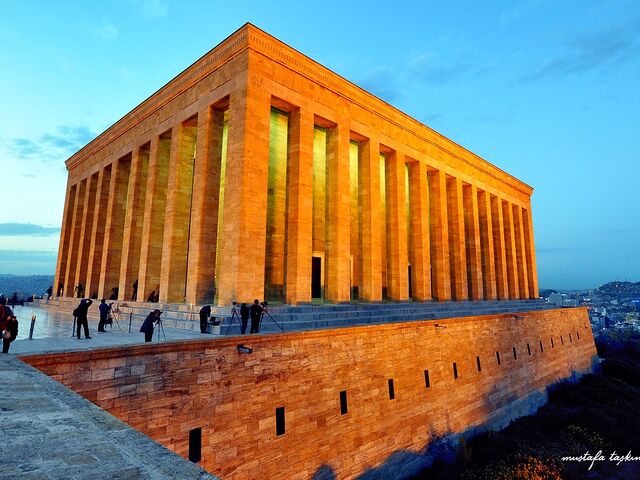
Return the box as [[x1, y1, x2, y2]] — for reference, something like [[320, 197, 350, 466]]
[[22, 307, 597, 479]]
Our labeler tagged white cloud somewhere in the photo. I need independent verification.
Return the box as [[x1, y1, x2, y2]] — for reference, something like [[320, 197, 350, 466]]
[[130, 0, 169, 18], [90, 22, 119, 40]]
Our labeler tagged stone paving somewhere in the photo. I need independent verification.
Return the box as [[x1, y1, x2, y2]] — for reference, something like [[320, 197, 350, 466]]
[[1, 305, 219, 479], [7, 305, 213, 356]]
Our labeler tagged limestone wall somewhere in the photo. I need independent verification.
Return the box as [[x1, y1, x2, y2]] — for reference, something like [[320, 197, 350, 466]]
[[22, 307, 597, 479]]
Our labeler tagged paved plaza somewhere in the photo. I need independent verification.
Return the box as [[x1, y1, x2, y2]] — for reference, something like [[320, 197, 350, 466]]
[[7, 304, 210, 356]]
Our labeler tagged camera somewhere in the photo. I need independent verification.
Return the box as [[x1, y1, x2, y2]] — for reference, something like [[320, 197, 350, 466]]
[[232, 301, 238, 306]]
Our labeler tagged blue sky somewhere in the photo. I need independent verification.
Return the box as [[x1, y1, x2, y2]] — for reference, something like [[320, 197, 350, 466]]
[[0, 0, 638, 290]]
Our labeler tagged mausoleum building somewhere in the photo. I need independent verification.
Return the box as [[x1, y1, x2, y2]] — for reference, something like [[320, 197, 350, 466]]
[[54, 23, 539, 307]]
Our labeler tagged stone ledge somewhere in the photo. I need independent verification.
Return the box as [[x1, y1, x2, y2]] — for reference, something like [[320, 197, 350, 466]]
[[0, 356, 217, 480]]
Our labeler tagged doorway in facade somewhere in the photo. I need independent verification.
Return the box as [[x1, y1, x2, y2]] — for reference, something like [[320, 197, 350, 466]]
[[311, 255, 323, 300]]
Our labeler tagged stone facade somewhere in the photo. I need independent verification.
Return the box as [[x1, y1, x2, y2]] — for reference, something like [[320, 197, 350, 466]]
[[54, 23, 539, 306], [23, 307, 597, 479]]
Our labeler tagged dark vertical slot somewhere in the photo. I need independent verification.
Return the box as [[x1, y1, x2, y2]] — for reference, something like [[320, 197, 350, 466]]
[[276, 406, 285, 436], [188, 427, 201, 463], [476, 356, 482, 372], [551, 337, 555, 348], [453, 362, 458, 379], [496, 351, 501, 365], [513, 347, 517, 360], [424, 369, 430, 388], [388, 379, 395, 400], [540, 340, 544, 352], [561, 335, 564, 345], [527, 343, 531, 355], [569, 333, 572, 343], [340, 390, 348, 415], [577, 331, 580, 340]]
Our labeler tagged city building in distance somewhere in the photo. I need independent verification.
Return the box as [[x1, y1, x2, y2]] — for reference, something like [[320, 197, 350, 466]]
[[54, 23, 538, 307]]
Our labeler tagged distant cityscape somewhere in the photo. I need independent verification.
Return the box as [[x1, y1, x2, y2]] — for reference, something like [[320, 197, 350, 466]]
[[541, 281, 640, 333]]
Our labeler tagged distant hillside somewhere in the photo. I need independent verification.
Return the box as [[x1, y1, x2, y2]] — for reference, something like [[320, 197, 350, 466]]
[[596, 281, 640, 298], [0, 274, 54, 297]]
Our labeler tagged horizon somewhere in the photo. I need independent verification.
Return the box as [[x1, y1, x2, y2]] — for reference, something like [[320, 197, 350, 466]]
[[1, 1, 638, 289]]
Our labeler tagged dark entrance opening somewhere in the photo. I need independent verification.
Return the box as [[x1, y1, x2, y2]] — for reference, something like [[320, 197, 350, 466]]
[[311, 256, 322, 298], [408, 265, 413, 299], [188, 427, 201, 463]]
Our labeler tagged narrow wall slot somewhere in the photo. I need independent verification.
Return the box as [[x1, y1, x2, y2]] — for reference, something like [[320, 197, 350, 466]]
[[340, 390, 348, 415], [189, 427, 202, 463], [276, 406, 285, 436], [388, 379, 395, 400]]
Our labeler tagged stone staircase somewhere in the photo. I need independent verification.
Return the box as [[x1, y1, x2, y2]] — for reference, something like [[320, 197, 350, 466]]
[[32, 297, 555, 335]]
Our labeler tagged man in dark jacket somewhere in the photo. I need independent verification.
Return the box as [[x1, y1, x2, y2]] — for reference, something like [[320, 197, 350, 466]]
[[249, 299, 263, 334], [240, 303, 249, 335], [75, 298, 93, 339], [98, 299, 111, 332], [140, 309, 161, 342], [199, 305, 211, 333]]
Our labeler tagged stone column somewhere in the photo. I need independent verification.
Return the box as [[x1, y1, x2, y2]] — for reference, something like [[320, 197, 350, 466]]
[[358, 137, 382, 302], [477, 189, 497, 300], [463, 184, 483, 300], [63, 179, 86, 297], [490, 195, 508, 300], [86, 166, 111, 299], [216, 81, 271, 305], [446, 176, 468, 301], [186, 107, 224, 305], [523, 205, 539, 299], [285, 108, 314, 304], [385, 151, 409, 301], [408, 161, 431, 301], [54, 181, 76, 297], [513, 205, 530, 299], [428, 169, 451, 301], [99, 156, 131, 299], [325, 121, 351, 303], [502, 200, 519, 299], [160, 118, 198, 304], [138, 133, 171, 302], [119, 145, 150, 302], [75, 173, 98, 294]]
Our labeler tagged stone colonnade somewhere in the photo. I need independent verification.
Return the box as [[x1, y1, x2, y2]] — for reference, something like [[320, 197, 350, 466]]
[[54, 85, 538, 307]]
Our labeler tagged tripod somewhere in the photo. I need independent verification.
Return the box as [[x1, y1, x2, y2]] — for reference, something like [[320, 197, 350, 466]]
[[225, 304, 242, 335], [259, 305, 284, 333], [109, 304, 122, 331], [156, 318, 166, 341]]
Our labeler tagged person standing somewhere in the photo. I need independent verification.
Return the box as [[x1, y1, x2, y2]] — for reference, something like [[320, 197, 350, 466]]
[[240, 303, 249, 335], [199, 305, 211, 334], [132, 279, 138, 301], [140, 309, 161, 342], [75, 298, 93, 339], [249, 299, 263, 334], [46, 285, 53, 300], [0, 298, 18, 353], [98, 299, 111, 332], [1, 313, 18, 354]]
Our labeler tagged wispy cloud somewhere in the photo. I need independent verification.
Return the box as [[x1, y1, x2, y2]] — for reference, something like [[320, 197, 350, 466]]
[[129, 0, 169, 18], [408, 52, 488, 85], [356, 68, 402, 104], [0, 223, 60, 237], [1, 125, 96, 163], [519, 18, 640, 82], [90, 22, 119, 40]]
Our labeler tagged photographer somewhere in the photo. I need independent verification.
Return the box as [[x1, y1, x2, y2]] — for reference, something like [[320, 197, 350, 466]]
[[249, 299, 263, 334], [140, 309, 162, 342], [199, 305, 211, 334]]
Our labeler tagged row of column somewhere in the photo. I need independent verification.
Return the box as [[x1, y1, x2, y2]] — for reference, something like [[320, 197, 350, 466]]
[[55, 82, 539, 305]]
